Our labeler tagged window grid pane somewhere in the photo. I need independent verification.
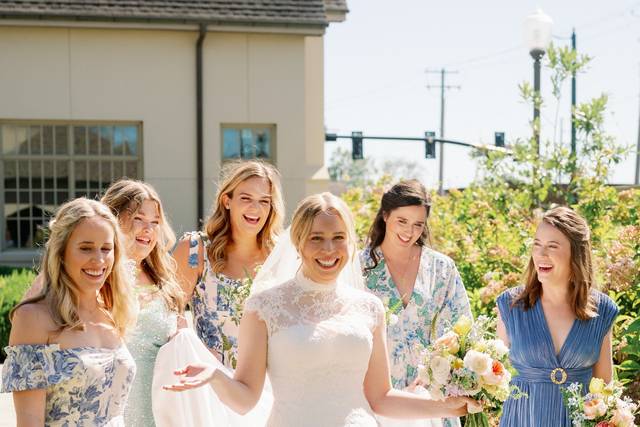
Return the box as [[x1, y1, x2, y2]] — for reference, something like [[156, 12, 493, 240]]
[[221, 125, 274, 162], [1, 122, 142, 250]]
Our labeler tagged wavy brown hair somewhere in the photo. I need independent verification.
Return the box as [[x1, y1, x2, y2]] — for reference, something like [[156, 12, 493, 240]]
[[11, 198, 136, 337], [513, 206, 597, 320], [204, 160, 284, 273], [364, 180, 432, 271], [101, 179, 184, 313]]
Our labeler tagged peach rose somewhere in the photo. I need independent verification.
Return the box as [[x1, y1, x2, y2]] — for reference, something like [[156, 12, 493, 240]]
[[434, 331, 460, 354], [584, 398, 607, 420]]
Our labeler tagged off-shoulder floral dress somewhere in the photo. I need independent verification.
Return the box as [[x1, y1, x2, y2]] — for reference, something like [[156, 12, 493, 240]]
[[1, 344, 136, 426]]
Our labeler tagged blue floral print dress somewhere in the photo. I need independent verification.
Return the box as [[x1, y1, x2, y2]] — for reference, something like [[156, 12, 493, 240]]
[[1, 344, 136, 426], [184, 231, 247, 369], [361, 246, 472, 427]]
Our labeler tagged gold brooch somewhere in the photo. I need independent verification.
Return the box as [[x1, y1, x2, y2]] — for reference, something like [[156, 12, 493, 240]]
[[550, 367, 568, 385]]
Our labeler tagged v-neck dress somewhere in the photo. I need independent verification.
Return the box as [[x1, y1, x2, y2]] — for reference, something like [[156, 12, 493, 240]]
[[496, 287, 618, 427], [361, 246, 472, 427]]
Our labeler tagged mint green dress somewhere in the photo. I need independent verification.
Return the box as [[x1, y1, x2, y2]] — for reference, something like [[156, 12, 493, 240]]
[[124, 287, 177, 426]]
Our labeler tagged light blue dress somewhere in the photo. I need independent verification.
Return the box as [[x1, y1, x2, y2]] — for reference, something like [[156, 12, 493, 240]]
[[124, 288, 176, 426], [2, 344, 136, 426], [497, 287, 618, 427]]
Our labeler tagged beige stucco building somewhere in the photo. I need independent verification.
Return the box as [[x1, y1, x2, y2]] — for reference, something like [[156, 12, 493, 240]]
[[0, 1, 348, 265]]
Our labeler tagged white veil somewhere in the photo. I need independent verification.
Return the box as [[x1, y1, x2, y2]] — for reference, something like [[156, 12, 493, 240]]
[[251, 227, 364, 295]]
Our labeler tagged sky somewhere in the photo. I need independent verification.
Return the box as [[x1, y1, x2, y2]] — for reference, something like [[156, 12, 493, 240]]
[[323, 0, 640, 189]]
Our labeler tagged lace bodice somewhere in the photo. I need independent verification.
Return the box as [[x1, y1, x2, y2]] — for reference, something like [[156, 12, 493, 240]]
[[244, 271, 384, 427]]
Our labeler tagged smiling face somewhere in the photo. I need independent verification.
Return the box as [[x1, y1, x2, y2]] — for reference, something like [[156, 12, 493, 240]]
[[532, 221, 573, 288], [120, 199, 160, 264], [383, 205, 427, 249], [63, 216, 115, 293], [224, 176, 272, 236], [300, 211, 349, 284]]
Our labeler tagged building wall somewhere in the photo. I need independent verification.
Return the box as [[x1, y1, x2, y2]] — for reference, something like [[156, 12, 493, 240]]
[[0, 24, 328, 254]]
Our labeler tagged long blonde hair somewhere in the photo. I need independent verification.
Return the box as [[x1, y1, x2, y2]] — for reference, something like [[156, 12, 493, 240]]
[[514, 206, 598, 320], [204, 161, 284, 273], [290, 192, 358, 260], [101, 179, 184, 313], [12, 198, 136, 337]]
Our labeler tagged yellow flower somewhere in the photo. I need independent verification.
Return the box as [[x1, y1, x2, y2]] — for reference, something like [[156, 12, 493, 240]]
[[452, 358, 464, 370], [453, 316, 472, 336], [589, 377, 605, 395]]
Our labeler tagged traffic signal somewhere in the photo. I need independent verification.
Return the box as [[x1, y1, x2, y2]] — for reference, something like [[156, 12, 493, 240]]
[[351, 131, 363, 160], [325, 133, 338, 141], [425, 131, 436, 159], [495, 132, 505, 147]]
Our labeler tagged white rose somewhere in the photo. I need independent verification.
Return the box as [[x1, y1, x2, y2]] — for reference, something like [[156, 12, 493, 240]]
[[430, 355, 452, 385], [388, 313, 399, 326], [487, 339, 509, 358], [463, 350, 492, 375]]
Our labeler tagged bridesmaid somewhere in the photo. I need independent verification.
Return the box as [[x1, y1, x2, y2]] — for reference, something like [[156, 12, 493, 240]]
[[496, 206, 618, 427], [360, 180, 472, 427], [100, 179, 185, 426], [173, 160, 284, 368], [1, 198, 137, 426]]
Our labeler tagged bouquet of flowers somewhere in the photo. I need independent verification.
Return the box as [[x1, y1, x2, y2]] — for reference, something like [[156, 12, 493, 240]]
[[561, 378, 638, 427], [418, 315, 522, 427]]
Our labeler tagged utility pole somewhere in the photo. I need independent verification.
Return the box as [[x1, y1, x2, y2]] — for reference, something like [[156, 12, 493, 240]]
[[426, 68, 460, 194]]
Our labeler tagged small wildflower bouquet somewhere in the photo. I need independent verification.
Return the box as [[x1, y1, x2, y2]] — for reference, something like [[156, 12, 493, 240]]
[[561, 378, 638, 427], [417, 315, 521, 427]]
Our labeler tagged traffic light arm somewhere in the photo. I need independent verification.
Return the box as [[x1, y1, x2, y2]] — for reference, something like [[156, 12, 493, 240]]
[[325, 133, 512, 155]]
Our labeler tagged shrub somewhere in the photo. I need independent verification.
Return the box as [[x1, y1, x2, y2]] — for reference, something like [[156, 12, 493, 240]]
[[0, 269, 36, 362]]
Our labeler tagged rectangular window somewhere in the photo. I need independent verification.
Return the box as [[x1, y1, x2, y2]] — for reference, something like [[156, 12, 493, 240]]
[[221, 124, 276, 162], [0, 121, 143, 250]]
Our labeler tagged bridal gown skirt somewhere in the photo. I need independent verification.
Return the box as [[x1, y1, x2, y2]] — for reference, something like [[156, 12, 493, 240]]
[[151, 328, 273, 427]]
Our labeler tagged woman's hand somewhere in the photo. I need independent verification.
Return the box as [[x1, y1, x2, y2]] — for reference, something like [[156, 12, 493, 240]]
[[162, 363, 217, 392], [442, 396, 482, 417]]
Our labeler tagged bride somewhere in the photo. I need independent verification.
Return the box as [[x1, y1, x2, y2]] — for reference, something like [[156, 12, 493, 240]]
[[163, 192, 478, 426]]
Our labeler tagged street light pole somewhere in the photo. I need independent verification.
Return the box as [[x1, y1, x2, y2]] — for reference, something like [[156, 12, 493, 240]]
[[531, 49, 544, 156]]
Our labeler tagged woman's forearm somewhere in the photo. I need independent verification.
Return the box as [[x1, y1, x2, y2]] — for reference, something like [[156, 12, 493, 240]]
[[370, 389, 461, 419], [209, 369, 262, 415]]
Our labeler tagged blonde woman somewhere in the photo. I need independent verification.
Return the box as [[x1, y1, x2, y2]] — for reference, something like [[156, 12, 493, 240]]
[[164, 193, 478, 426], [100, 179, 185, 426], [1, 198, 137, 426], [173, 160, 284, 368]]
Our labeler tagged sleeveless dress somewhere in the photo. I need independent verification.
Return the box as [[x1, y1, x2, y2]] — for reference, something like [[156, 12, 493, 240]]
[[124, 286, 177, 426], [1, 344, 136, 426], [244, 271, 384, 426], [361, 246, 472, 427], [496, 287, 619, 427], [185, 232, 246, 369]]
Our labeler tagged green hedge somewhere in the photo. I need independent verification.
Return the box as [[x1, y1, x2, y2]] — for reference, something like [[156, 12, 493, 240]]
[[0, 269, 36, 362]]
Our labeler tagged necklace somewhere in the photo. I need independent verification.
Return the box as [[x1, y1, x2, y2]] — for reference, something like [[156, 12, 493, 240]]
[[382, 246, 420, 304]]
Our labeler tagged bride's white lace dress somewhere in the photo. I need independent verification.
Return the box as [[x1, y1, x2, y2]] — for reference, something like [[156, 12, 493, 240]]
[[244, 270, 385, 427]]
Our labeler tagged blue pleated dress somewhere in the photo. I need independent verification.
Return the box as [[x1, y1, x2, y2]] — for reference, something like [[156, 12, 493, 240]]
[[497, 287, 618, 427]]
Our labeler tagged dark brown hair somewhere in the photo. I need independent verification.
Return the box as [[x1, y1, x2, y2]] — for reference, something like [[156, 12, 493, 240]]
[[364, 180, 432, 271], [513, 206, 597, 320]]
